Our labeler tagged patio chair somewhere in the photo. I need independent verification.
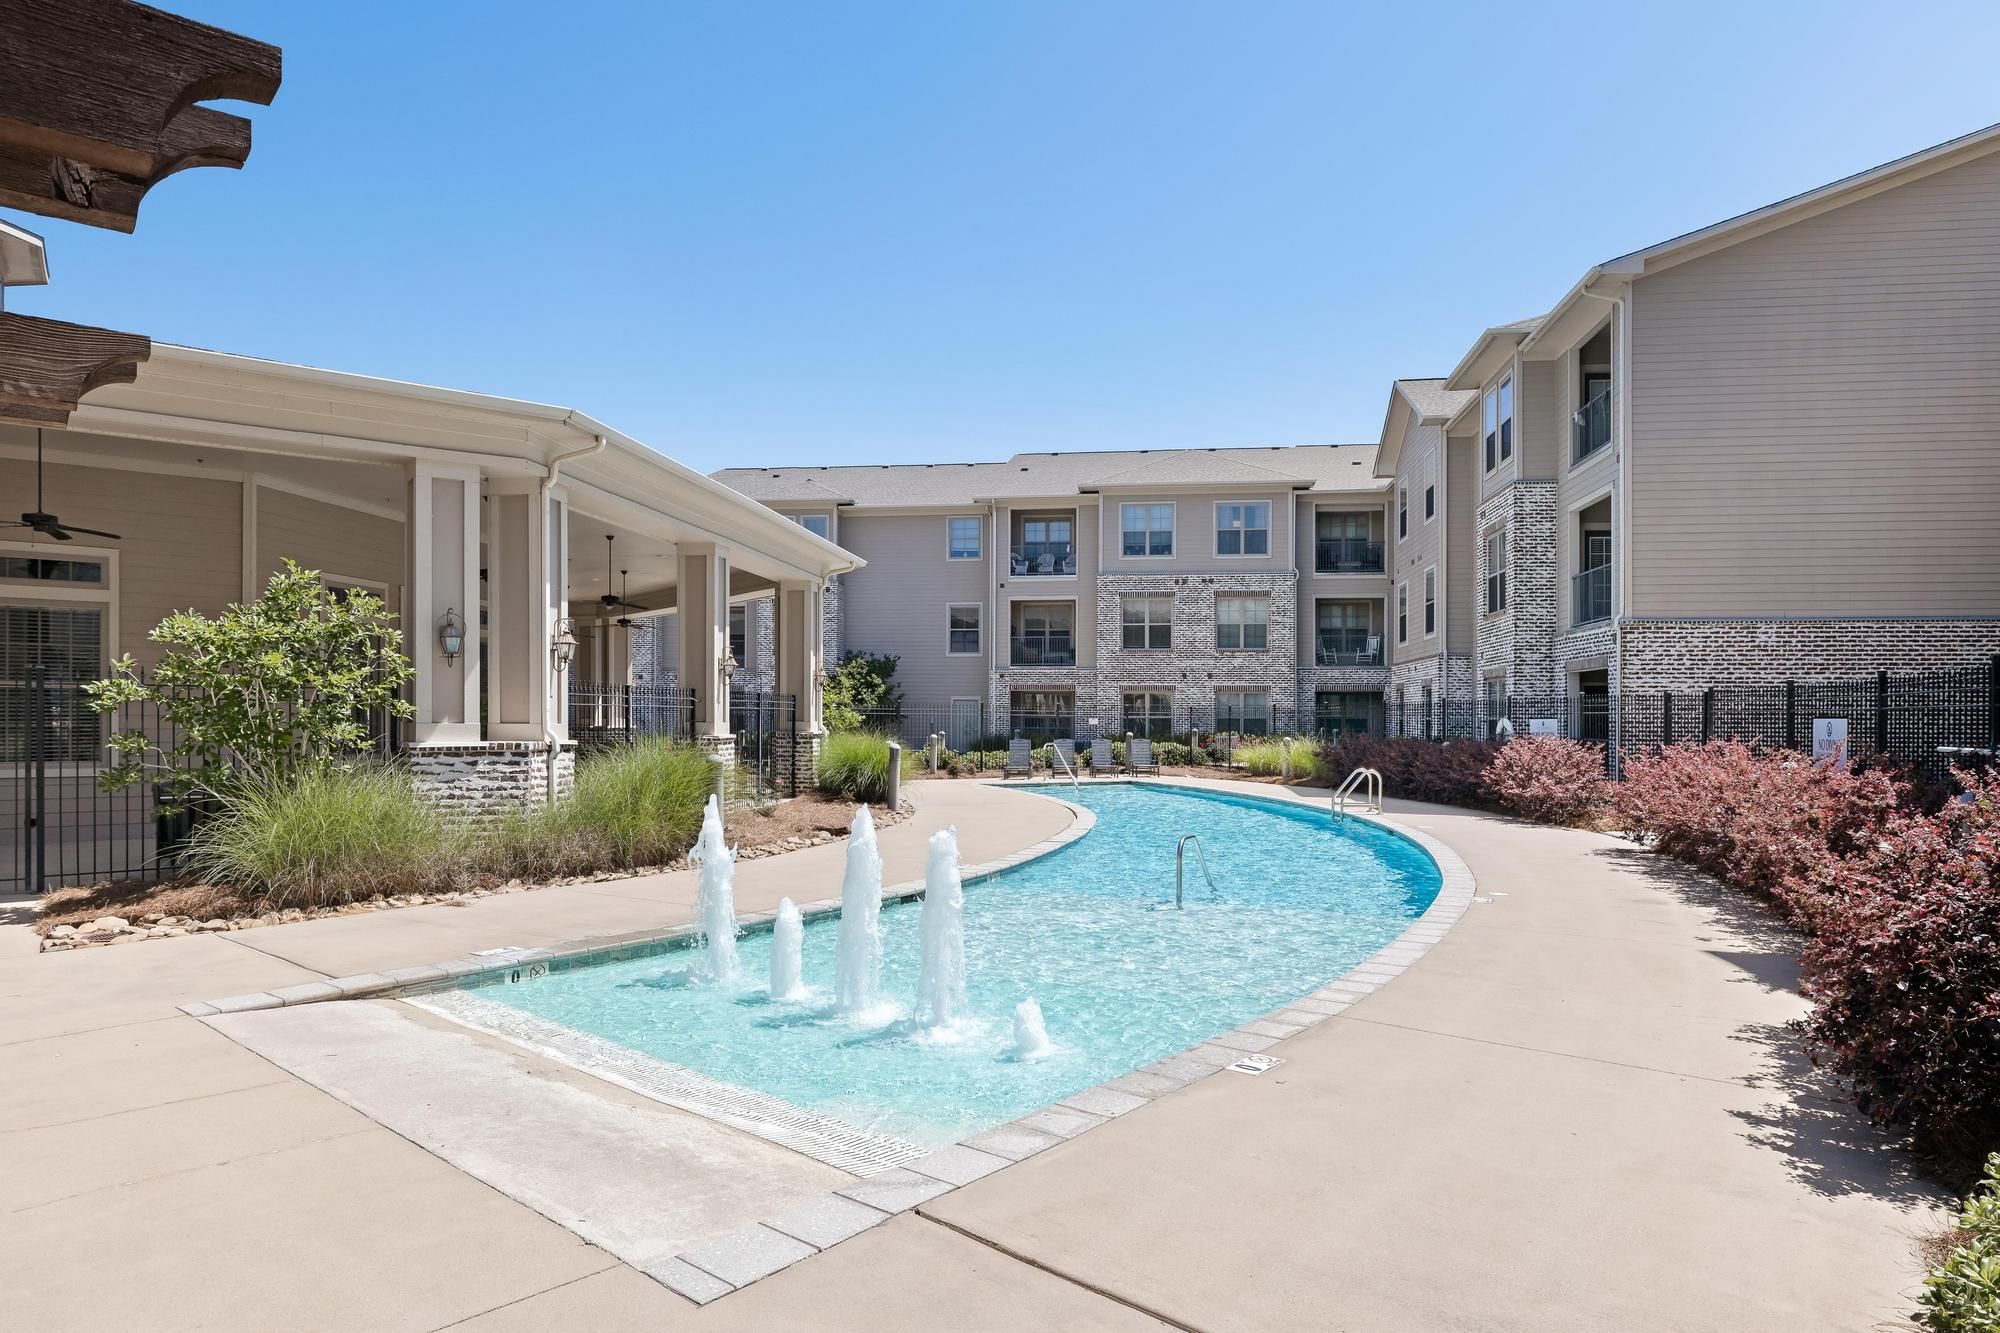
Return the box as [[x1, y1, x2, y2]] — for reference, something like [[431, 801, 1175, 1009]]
[[1052, 737, 1077, 776], [1035, 553, 1055, 576], [1089, 737, 1113, 774], [1127, 737, 1160, 775], [1005, 738, 1034, 778], [1011, 554, 1028, 576], [1363, 633, 1381, 665]]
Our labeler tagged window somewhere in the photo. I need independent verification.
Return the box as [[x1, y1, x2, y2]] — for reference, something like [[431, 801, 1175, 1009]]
[[794, 513, 831, 539], [1420, 684, 1434, 740], [1, 605, 106, 761], [1120, 503, 1174, 557], [1315, 600, 1375, 665], [728, 603, 747, 664], [1424, 484, 1435, 522], [1424, 569, 1436, 635], [947, 517, 982, 560], [1485, 529, 1507, 613], [1483, 675, 1506, 738], [1214, 501, 1270, 557], [1009, 689, 1074, 743], [1216, 689, 1270, 736], [946, 604, 981, 655], [1214, 595, 1268, 651], [1121, 594, 1172, 651], [1484, 377, 1513, 469], [1014, 514, 1073, 574], [1012, 603, 1075, 665], [1394, 686, 1406, 736], [1397, 584, 1408, 643], [0, 557, 105, 584], [1122, 689, 1173, 739], [1314, 691, 1376, 738], [1397, 488, 1407, 539]]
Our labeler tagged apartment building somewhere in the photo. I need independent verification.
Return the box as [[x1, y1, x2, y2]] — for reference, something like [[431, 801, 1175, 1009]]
[[711, 448, 1396, 744]]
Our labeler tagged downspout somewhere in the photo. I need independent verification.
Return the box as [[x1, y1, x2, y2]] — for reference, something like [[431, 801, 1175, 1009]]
[[542, 425, 607, 800]]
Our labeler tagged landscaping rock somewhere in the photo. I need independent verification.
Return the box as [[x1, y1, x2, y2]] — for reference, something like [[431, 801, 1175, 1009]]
[[47, 924, 77, 939]]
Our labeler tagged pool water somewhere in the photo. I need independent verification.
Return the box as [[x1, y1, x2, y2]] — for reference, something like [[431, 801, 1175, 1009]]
[[481, 784, 1441, 1146]]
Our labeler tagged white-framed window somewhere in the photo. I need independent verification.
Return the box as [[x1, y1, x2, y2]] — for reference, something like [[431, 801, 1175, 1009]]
[[1485, 529, 1507, 613], [729, 603, 748, 664], [1121, 689, 1173, 738], [946, 516, 982, 560], [1214, 501, 1270, 557], [1483, 674, 1506, 738], [1424, 568, 1437, 635], [1120, 503, 1174, 558], [946, 603, 982, 655], [1215, 688, 1270, 736], [3, 541, 118, 763], [1397, 487, 1408, 539], [1423, 483, 1435, 522], [1121, 594, 1172, 651], [1397, 583, 1408, 643], [1214, 594, 1268, 651], [794, 513, 831, 539], [1484, 377, 1514, 470], [1420, 683, 1434, 739]]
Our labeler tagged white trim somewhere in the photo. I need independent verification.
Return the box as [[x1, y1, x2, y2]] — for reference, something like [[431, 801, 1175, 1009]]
[[1396, 580, 1409, 644], [944, 514, 983, 561], [0, 538, 120, 664], [1211, 498, 1272, 560], [793, 513, 832, 541], [945, 602, 982, 657], [1423, 565, 1438, 638], [1212, 591, 1270, 653], [1116, 500, 1176, 560]]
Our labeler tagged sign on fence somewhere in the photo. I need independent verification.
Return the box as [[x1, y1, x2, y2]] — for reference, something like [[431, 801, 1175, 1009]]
[[1527, 718, 1560, 737], [1813, 717, 1848, 763]]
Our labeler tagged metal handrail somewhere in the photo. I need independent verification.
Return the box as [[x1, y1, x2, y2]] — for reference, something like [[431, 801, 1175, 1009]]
[[1043, 740, 1080, 791], [1331, 766, 1383, 816], [1175, 833, 1217, 909]]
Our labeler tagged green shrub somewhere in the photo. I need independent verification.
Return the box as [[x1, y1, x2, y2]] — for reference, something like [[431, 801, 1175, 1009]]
[[822, 653, 904, 733], [183, 763, 465, 909], [1154, 740, 1192, 767], [815, 730, 916, 803], [1917, 1153, 2000, 1331], [491, 738, 714, 877]]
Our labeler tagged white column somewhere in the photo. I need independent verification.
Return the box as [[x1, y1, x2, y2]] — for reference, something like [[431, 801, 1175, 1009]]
[[406, 462, 482, 744], [777, 579, 823, 734], [486, 479, 570, 742], [677, 543, 732, 738]]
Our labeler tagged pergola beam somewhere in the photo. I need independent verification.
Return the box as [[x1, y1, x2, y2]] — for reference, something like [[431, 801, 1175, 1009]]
[[0, 312, 151, 427]]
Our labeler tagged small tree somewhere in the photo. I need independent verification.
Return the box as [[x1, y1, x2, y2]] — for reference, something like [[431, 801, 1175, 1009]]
[[822, 652, 903, 733], [86, 560, 415, 801]]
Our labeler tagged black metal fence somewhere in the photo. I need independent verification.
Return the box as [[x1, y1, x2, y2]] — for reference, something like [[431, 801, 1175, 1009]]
[[568, 680, 696, 750]]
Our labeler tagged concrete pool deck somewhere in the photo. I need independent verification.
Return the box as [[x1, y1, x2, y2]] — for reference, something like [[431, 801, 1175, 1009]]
[[0, 776, 1946, 1331]]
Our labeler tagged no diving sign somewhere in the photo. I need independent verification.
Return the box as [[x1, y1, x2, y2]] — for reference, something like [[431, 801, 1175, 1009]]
[[1227, 1054, 1283, 1075]]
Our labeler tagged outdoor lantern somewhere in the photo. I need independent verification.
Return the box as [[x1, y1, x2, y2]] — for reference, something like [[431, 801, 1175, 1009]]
[[551, 616, 578, 672], [436, 608, 466, 665]]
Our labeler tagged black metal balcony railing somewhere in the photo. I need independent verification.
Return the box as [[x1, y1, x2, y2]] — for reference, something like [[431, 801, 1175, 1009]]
[[1314, 537, 1385, 573], [1573, 564, 1613, 625], [1010, 634, 1075, 666], [1010, 543, 1075, 576], [1572, 388, 1612, 461], [1315, 629, 1382, 666]]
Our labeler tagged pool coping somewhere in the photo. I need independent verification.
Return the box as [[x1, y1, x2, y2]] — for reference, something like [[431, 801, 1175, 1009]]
[[185, 780, 1478, 1306]]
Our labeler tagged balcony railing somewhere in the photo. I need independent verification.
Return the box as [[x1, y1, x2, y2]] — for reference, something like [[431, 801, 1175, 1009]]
[[1572, 388, 1612, 461], [1314, 537, 1385, 573], [1315, 629, 1382, 666], [1009, 634, 1075, 666], [1572, 564, 1613, 625], [1009, 544, 1075, 576]]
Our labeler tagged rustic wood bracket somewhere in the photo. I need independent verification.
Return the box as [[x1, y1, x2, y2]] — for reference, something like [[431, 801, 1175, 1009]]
[[0, 0, 281, 231], [0, 312, 151, 426]]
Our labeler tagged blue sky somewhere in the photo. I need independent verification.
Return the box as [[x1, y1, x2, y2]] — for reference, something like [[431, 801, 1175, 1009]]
[[16, 2, 2000, 471]]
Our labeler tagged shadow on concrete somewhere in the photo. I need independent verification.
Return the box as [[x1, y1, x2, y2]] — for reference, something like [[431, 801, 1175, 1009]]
[[0, 894, 42, 929]]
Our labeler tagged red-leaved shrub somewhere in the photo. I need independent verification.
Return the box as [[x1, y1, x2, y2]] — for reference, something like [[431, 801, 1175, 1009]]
[[1317, 736, 1501, 809], [1615, 740, 1902, 922], [1796, 768, 2000, 1174], [1482, 737, 1611, 826]]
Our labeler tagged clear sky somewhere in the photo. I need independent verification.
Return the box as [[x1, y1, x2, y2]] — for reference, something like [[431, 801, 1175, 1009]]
[[15, 2, 2000, 472]]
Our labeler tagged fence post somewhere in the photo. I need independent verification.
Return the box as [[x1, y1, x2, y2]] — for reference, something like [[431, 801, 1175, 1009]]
[[1784, 681, 1797, 750], [1991, 654, 2000, 751], [885, 740, 901, 811], [1701, 688, 1713, 744], [28, 663, 45, 893], [1875, 670, 1889, 757], [1661, 691, 1673, 747], [788, 695, 799, 796], [622, 683, 631, 742]]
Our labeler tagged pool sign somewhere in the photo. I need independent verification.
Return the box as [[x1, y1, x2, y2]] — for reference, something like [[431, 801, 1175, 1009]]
[[1527, 718, 1560, 737], [1227, 1054, 1284, 1076], [1813, 718, 1849, 763]]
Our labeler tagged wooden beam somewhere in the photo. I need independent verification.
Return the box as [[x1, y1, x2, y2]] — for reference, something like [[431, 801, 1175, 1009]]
[[0, 312, 150, 427], [0, 0, 279, 229]]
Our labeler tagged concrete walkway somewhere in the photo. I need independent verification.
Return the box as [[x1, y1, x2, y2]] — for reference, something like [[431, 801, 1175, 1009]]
[[0, 779, 1942, 1331]]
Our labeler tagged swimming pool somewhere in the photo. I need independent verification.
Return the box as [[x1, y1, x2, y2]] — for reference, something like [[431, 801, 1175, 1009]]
[[460, 783, 1441, 1148]]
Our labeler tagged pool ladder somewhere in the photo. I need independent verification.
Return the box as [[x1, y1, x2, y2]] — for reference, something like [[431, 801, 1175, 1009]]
[[1331, 767, 1383, 816], [1044, 741, 1080, 791], [1174, 834, 1217, 909]]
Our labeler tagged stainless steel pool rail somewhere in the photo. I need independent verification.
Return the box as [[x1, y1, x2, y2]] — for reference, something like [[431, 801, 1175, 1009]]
[[1331, 767, 1383, 816], [1175, 833, 1217, 909]]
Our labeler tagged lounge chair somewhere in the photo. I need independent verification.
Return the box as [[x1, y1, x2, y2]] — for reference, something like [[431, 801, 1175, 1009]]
[[1051, 738, 1077, 776], [1089, 737, 1113, 774], [1005, 738, 1034, 778], [1127, 737, 1160, 775]]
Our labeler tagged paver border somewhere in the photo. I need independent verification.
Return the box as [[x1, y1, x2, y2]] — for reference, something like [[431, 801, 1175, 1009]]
[[190, 779, 1477, 1305]]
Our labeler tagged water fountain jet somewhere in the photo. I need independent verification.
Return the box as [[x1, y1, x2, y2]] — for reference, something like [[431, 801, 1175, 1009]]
[[914, 826, 966, 1029], [1011, 997, 1053, 1061], [689, 794, 740, 984], [769, 898, 806, 1001], [832, 805, 883, 1014]]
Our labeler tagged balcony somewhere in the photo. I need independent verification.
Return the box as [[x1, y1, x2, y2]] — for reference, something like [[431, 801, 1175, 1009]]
[[1314, 537, 1385, 574], [1572, 564, 1612, 625], [1010, 634, 1075, 667], [1572, 388, 1612, 462], [1009, 543, 1075, 577], [1315, 629, 1382, 667]]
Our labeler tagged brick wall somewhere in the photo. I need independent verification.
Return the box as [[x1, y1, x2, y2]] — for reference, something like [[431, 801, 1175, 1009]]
[[1090, 570, 1301, 731], [409, 742, 576, 815], [1473, 481, 1560, 709], [1619, 619, 2000, 690]]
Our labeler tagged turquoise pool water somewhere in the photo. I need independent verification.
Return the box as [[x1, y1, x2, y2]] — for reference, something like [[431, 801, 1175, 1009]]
[[480, 784, 1441, 1146]]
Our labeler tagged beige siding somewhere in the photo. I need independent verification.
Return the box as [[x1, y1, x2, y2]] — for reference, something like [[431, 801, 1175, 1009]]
[[256, 486, 405, 622], [836, 514, 989, 708], [1518, 356, 1564, 479], [1098, 491, 1292, 572], [0, 458, 241, 672], [1389, 421, 1444, 662], [1446, 432, 1476, 652], [1628, 146, 2000, 616]]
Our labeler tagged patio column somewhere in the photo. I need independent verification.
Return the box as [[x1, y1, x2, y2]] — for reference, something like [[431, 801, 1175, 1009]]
[[405, 462, 481, 744], [777, 579, 824, 735], [676, 542, 732, 745], [485, 478, 570, 744]]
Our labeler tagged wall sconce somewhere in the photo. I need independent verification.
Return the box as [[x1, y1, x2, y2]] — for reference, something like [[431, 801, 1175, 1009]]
[[551, 616, 578, 672], [436, 608, 466, 665]]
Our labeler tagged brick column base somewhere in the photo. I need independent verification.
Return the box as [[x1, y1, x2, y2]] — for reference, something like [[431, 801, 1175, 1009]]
[[408, 741, 576, 816]]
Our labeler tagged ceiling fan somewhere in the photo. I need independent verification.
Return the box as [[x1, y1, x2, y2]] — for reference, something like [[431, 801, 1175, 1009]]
[[597, 534, 650, 621], [5, 428, 122, 541]]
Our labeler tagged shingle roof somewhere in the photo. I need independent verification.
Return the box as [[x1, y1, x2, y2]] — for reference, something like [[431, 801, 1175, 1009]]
[[1393, 378, 1478, 422], [714, 444, 1385, 509]]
